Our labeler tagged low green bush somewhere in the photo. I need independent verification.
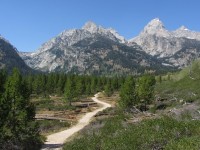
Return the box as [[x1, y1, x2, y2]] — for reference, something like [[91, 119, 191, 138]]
[[63, 114, 200, 150]]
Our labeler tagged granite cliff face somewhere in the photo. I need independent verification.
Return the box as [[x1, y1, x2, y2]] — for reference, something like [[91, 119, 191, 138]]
[[129, 18, 200, 67], [19, 19, 200, 74], [20, 22, 169, 75]]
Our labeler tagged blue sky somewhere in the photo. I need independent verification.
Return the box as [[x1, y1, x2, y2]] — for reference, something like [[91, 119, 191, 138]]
[[0, 0, 199, 52]]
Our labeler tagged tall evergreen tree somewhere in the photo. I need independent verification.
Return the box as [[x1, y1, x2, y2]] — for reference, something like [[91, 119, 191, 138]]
[[64, 77, 76, 106], [91, 77, 97, 94], [85, 83, 91, 96], [0, 68, 42, 150], [119, 76, 138, 109], [111, 76, 119, 91], [137, 75, 156, 111], [56, 73, 66, 95], [104, 79, 113, 97], [75, 77, 84, 97], [0, 69, 7, 94]]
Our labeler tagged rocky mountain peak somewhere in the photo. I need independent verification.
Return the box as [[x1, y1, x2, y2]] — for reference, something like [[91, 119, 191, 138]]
[[82, 21, 99, 33], [136, 18, 171, 38], [178, 25, 189, 31], [144, 18, 165, 32], [82, 21, 126, 43], [173, 25, 200, 40]]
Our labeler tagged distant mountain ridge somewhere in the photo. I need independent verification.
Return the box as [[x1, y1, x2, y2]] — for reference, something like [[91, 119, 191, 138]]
[[129, 18, 200, 67], [16, 19, 200, 73], [20, 21, 173, 75]]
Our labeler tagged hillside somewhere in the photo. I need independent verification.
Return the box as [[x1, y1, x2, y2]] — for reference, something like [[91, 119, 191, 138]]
[[0, 36, 35, 73], [156, 59, 200, 104]]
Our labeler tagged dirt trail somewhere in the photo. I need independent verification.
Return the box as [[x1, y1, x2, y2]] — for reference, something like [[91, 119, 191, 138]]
[[42, 93, 111, 150]]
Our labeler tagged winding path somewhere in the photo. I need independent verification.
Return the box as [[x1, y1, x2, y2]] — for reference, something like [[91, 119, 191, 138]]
[[42, 93, 111, 150]]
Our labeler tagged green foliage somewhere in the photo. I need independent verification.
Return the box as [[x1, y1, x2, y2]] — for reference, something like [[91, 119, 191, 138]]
[[156, 59, 200, 103], [0, 68, 42, 150], [165, 136, 200, 150], [91, 77, 98, 94], [34, 98, 73, 111], [63, 113, 200, 150], [104, 79, 113, 97], [64, 77, 76, 105], [75, 77, 85, 97], [137, 75, 156, 110], [119, 75, 156, 110], [0, 69, 7, 94], [119, 76, 138, 108], [158, 75, 162, 83], [0, 38, 34, 74], [0, 68, 127, 149]]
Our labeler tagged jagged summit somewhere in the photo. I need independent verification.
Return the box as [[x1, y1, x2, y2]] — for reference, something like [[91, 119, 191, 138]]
[[146, 18, 165, 28], [131, 18, 171, 38], [177, 25, 189, 31], [18, 19, 200, 72], [143, 18, 166, 32], [82, 21, 98, 33], [128, 18, 200, 68], [82, 21, 126, 43]]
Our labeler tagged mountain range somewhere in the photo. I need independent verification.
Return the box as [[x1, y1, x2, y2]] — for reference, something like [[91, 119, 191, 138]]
[[129, 18, 200, 67], [1, 18, 200, 74]]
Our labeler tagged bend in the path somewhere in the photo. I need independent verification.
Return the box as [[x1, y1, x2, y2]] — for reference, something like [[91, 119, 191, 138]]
[[42, 93, 111, 150]]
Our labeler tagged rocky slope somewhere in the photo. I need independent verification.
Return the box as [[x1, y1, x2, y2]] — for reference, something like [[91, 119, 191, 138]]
[[0, 35, 34, 73], [129, 18, 200, 68], [20, 19, 200, 73], [20, 22, 171, 75]]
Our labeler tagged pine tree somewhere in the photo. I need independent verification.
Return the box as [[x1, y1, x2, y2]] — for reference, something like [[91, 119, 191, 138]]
[[119, 76, 138, 109], [96, 77, 102, 92], [56, 73, 66, 95], [64, 77, 75, 106], [91, 77, 97, 94], [111, 76, 119, 91], [137, 75, 156, 111], [85, 83, 91, 96], [0, 69, 7, 94], [32, 75, 42, 95], [104, 79, 113, 97], [76, 77, 84, 97], [46, 73, 55, 94], [0, 68, 42, 150]]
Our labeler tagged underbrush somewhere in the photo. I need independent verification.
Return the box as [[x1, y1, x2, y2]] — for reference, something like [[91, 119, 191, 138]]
[[156, 75, 200, 105], [63, 109, 200, 150], [37, 120, 71, 135], [32, 97, 75, 111], [157, 60, 200, 103]]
